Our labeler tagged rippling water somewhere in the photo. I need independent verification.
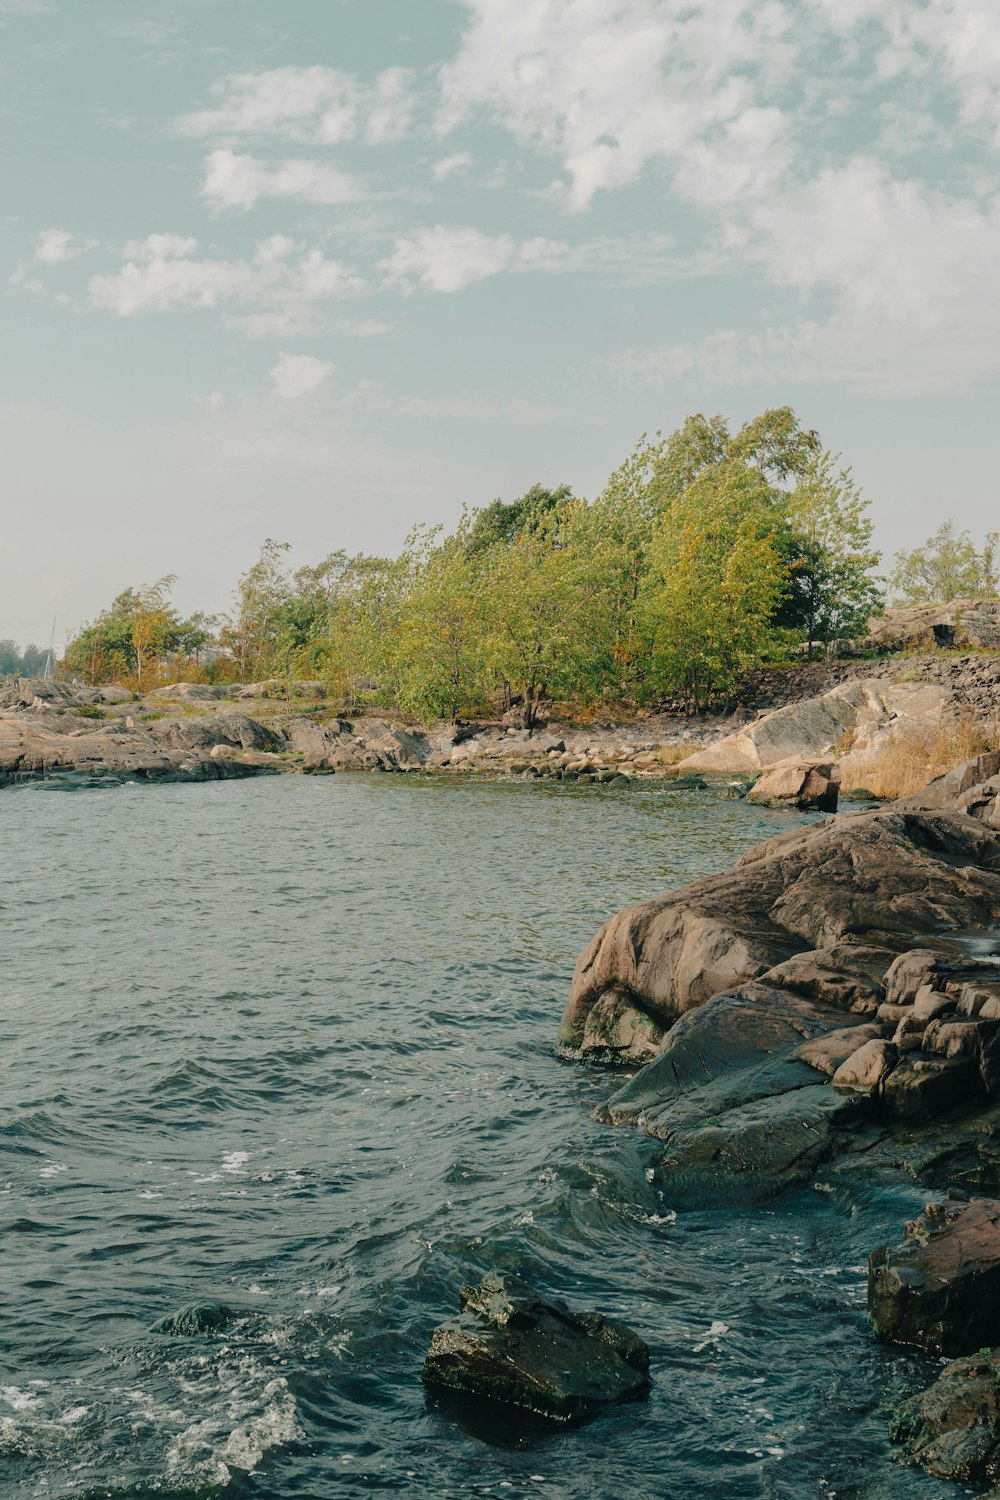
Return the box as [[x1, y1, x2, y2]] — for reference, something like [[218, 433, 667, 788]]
[[1, 775, 953, 1499]]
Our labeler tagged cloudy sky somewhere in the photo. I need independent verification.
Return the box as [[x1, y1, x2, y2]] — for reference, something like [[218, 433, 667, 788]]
[[3, 0, 998, 646]]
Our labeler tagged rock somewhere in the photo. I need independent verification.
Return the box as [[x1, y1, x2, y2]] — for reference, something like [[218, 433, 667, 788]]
[[577, 987, 667, 1066], [657, 1081, 864, 1190], [869, 1197, 1000, 1354], [422, 1274, 650, 1423], [98, 685, 137, 703], [559, 808, 1000, 1065], [0, 710, 275, 787], [148, 682, 232, 701], [883, 950, 940, 1005], [0, 677, 101, 710], [153, 1301, 237, 1336], [793, 1023, 884, 1076], [882, 1055, 982, 1120], [831, 1038, 898, 1093], [676, 679, 951, 775], [866, 598, 1000, 654], [150, 712, 283, 754], [890, 1349, 1000, 1488], [746, 758, 839, 812]]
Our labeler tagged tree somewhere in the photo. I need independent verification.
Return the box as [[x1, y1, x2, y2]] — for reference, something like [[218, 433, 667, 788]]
[[479, 504, 610, 727], [224, 539, 293, 681], [64, 581, 212, 684], [130, 575, 177, 685], [779, 452, 883, 655], [646, 461, 784, 708], [889, 521, 999, 604], [465, 483, 574, 554]]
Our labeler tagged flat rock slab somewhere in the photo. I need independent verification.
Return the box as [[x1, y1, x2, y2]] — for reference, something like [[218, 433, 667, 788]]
[[869, 1197, 1000, 1355], [422, 1274, 650, 1424]]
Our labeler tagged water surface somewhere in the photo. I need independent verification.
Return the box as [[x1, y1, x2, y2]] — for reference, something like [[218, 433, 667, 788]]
[[1, 776, 951, 1498]]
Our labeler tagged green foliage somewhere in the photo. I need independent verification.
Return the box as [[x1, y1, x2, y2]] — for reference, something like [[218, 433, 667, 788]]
[[0, 639, 48, 678], [64, 578, 215, 687], [646, 461, 785, 706], [56, 405, 885, 714], [779, 452, 884, 653], [889, 520, 999, 604], [465, 483, 574, 554]]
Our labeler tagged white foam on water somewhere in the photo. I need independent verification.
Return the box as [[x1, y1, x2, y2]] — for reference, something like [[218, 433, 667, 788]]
[[38, 1163, 68, 1179], [1, 1387, 42, 1413], [160, 1354, 302, 1489], [221, 1151, 250, 1174], [692, 1319, 731, 1353]]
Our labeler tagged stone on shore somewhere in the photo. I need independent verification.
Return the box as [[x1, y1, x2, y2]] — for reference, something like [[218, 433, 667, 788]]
[[422, 1273, 650, 1424], [745, 757, 839, 811], [676, 679, 951, 774], [559, 807, 1000, 1066], [868, 1197, 1000, 1355]]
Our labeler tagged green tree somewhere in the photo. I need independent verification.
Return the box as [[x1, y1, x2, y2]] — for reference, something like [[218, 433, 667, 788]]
[[465, 483, 574, 554], [889, 520, 999, 604], [224, 539, 294, 681], [479, 504, 610, 727], [780, 452, 883, 655], [646, 461, 784, 707]]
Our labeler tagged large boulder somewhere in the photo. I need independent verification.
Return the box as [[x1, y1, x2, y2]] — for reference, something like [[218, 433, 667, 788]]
[[149, 712, 283, 754], [422, 1274, 650, 1423], [147, 681, 232, 701], [0, 677, 101, 710], [676, 679, 951, 775], [558, 808, 1000, 1066], [869, 1197, 1000, 1355]]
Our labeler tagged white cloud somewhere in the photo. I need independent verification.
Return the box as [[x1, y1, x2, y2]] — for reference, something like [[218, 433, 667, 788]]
[[177, 64, 415, 147], [432, 151, 472, 182], [365, 66, 415, 144], [201, 148, 362, 210], [379, 225, 516, 292], [271, 352, 332, 400], [88, 241, 364, 330], [121, 232, 198, 262], [194, 390, 226, 412], [440, 0, 793, 210], [35, 228, 93, 265]]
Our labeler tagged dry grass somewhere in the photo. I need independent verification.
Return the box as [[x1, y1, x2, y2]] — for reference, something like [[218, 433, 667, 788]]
[[657, 740, 698, 766], [839, 712, 999, 800]]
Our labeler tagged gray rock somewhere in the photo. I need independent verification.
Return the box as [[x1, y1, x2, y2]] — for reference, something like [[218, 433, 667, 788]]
[[153, 1301, 237, 1335], [869, 1197, 1000, 1355], [890, 1348, 1000, 1487], [422, 1274, 650, 1423]]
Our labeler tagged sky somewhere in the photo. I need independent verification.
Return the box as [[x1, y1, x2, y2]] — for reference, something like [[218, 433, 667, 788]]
[[2, 0, 999, 647]]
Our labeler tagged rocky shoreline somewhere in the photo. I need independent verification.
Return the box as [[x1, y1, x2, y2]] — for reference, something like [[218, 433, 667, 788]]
[[554, 744, 1000, 1488], [3, 641, 998, 797]]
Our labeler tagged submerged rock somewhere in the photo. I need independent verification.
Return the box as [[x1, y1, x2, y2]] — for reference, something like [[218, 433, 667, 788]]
[[152, 1301, 237, 1335], [869, 1197, 1000, 1355], [422, 1273, 650, 1423]]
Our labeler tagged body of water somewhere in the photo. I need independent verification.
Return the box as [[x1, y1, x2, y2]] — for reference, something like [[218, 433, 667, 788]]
[[1, 775, 951, 1498]]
